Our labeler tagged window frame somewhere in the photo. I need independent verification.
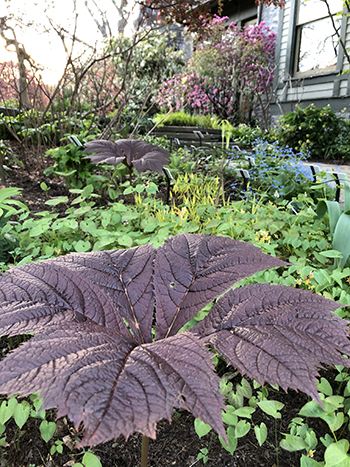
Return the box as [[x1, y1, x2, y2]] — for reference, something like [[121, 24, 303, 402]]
[[293, 0, 343, 77]]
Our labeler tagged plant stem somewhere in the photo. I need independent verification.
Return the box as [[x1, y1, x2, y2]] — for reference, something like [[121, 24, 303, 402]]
[[275, 419, 279, 467], [141, 435, 149, 467]]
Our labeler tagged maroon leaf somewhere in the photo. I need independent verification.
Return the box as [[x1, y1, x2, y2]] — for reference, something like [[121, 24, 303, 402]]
[[51, 245, 155, 344], [0, 262, 130, 339], [83, 139, 170, 174], [0, 323, 226, 446], [0, 234, 349, 448], [154, 233, 287, 339], [192, 283, 350, 402]]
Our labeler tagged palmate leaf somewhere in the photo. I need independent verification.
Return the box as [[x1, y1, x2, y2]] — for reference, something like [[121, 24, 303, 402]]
[[154, 234, 286, 339], [0, 323, 225, 446], [0, 233, 349, 447], [83, 139, 171, 174], [192, 283, 350, 403]]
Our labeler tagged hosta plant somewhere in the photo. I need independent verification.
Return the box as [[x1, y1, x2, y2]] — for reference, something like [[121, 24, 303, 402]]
[[0, 234, 349, 465]]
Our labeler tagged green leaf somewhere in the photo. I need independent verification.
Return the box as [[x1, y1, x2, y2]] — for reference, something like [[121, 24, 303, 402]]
[[233, 407, 255, 418], [0, 397, 18, 424], [319, 250, 343, 259], [45, 196, 69, 206], [82, 184, 94, 198], [74, 240, 92, 252], [257, 400, 284, 419], [81, 452, 103, 467], [299, 400, 325, 418], [118, 234, 133, 248], [39, 420, 56, 443], [222, 409, 238, 426], [317, 378, 333, 396], [239, 379, 253, 399], [219, 426, 237, 455], [324, 440, 350, 467], [194, 418, 212, 438], [333, 213, 350, 269], [123, 186, 134, 195], [317, 200, 341, 235], [14, 401, 30, 429], [0, 187, 22, 203], [235, 420, 250, 438], [344, 176, 350, 214], [40, 182, 50, 191], [280, 434, 309, 452], [300, 454, 324, 467], [254, 422, 267, 446]]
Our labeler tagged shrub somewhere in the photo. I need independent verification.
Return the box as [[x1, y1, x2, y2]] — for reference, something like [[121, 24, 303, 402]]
[[157, 16, 276, 123], [275, 104, 350, 160]]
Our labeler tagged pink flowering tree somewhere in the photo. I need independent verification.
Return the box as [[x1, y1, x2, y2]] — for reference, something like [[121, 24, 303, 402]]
[[157, 16, 276, 125]]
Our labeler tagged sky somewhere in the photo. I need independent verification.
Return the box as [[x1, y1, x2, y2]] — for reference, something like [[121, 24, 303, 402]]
[[0, 0, 138, 84]]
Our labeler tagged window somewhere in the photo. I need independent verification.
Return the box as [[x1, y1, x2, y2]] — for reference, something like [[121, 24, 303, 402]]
[[294, 0, 343, 76]]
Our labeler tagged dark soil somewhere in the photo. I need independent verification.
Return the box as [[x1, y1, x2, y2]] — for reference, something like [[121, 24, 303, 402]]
[[0, 140, 345, 467]]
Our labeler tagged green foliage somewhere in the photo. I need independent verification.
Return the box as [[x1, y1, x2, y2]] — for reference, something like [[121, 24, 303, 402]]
[[104, 29, 185, 120], [229, 123, 268, 147], [279, 367, 350, 466], [0, 392, 102, 466], [153, 111, 222, 129], [0, 187, 28, 263], [0, 111, 100, 145], [317, 176, 350, 269], [44, 138, 101, 189], [275, 104, 350, 160]]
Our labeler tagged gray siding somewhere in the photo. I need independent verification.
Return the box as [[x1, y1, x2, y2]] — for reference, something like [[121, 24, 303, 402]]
[[271, 0, 350, 117]]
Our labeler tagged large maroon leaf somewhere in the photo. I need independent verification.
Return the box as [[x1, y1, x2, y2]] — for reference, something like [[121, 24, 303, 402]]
[[83, 139, 171, 174], [154, 233, 287, 339], [0, 262, 130, 339], [50, 245, 155, 344], [0, 233, 349, 447], [0, 323, 226, 446], [192, 283, 350, 402]]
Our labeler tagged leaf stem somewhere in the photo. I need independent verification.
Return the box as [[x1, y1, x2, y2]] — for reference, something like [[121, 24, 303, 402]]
[[141, 435, 149, 467], [275, 419, 279, 467]]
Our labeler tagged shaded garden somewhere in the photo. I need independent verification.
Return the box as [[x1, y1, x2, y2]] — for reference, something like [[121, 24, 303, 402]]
[[2, 4, 350, 467]]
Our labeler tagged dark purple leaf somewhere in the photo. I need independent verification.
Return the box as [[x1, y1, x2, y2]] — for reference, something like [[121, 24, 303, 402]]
[[154, 233, 287, 339], [192, 283, 350, 402], [0, 323, 226, 446], [0, 234, 349, 448], [50, 245, 155, 344], [0, 262, 130, 339], [83, 139, 170, 174]]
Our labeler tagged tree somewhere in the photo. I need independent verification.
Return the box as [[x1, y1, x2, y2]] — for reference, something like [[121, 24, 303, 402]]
[[0, 17, 34, 109], [139, 0, 285, 30], [156, 16, 276, 125]]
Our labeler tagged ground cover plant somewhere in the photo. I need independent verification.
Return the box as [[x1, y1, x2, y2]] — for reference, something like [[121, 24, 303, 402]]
[[1, 232, 350, 467]]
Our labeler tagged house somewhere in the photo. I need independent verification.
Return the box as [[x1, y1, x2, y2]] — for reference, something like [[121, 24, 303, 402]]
[[213, 0, 350, 122]]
